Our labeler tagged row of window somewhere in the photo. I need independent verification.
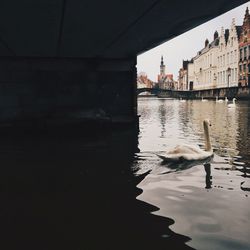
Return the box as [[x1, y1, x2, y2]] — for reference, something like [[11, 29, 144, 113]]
[[218, 50, 237, 67], [195, 68, 238, 85], [194, 70, 215, 85], [217, 68, 238, 85], [195, 50, 238, 70], [239, 64, 247, 73], [204, 71, 213, 84], [239, 46, 250, 59]]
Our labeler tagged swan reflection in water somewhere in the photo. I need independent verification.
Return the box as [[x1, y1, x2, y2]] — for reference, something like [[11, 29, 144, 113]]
[[159, 155, 213, 172], [158, 158, 213, 189], [204, 163, 212, 189]]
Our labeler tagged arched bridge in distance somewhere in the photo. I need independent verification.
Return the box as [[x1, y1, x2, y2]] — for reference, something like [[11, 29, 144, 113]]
[[137, 87, 159, 95], [0, 0, 247, 129], [137, 88, 172, 96]]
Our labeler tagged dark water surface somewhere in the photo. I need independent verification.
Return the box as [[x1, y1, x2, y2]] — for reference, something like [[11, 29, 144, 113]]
[[136, 98, 250, 250], [0, 126, 192, 250], [1, 98, 249, 250]]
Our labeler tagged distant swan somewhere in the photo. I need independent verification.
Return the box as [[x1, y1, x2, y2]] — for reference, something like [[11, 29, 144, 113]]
[[158, 119, 213, 162], [180, 98, 186, 102], [228, 98, 236, 108], [216, 96, 223, 103], [201, 97, 208, 102], [225, 97, 228, 102]]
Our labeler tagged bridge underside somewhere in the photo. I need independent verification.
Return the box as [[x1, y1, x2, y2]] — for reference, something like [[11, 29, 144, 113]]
[[0, 0, 247, 129]]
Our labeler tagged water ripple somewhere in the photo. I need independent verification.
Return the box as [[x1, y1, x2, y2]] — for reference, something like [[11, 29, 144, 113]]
[[136, 98, 250, 250]]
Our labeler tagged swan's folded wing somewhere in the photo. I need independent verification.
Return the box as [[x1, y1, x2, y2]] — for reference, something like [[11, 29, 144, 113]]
[[167, 144, 202, 155], [156, 153, 181, 162], [157, 144, 213, 162]]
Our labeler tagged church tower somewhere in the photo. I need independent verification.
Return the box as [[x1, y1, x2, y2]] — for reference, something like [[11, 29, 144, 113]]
[[160, 55, 166, 76]]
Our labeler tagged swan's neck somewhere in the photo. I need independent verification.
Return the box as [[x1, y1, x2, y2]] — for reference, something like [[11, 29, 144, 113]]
[[203, 122, 212, 152]]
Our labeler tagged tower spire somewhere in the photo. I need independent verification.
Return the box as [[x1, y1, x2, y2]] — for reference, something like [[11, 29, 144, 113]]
[[160, 55, 165, 76], [246, 6, 249, 16], [161, 55, 164, 66]]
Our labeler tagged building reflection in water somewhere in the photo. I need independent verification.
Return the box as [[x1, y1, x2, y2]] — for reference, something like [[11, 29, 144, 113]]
[[158, 99, 174, 138], [236, 101, 250, 177]]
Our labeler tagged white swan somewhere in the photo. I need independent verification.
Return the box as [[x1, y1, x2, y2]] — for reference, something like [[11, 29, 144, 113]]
[[228, 98, 236, 108], [225, 97, 228, 102], [158, 119, 213, 162], [201, 97, 208, 102], [216, 96, 223, 103], [180, 98, 186, 102]]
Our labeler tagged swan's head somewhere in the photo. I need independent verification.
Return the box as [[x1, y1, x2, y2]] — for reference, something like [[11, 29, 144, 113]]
[[203, 119, 211, 127], [233, 98, 236, 101]]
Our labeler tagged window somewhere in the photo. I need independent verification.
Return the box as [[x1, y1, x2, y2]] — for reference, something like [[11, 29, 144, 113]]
[[240, 49, 243, 59], [244, 47, 247, 58], [235, 68, 237, 82], [243, 64, 247, 73]]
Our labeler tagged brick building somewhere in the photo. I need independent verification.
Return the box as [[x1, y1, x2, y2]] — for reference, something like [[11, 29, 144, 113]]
[[239, 7, 250, 87]]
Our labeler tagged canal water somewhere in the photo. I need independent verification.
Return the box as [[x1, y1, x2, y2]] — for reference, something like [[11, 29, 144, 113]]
[[136, 97, 250, 250], [0, 98, 249, 250]]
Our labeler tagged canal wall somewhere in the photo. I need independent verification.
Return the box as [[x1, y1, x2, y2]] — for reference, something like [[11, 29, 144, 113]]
[[158, 86, 250, 100]]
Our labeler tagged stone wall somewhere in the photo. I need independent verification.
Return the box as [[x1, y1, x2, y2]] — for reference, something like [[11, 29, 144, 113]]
[[158, 87, 250, 100], [0, 57, 137, 128]]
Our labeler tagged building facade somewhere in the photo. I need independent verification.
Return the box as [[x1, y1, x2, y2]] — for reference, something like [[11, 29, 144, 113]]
[[217, 19, 241, 89], [239, 7, 250, 87], [192, 34, 219, 90], [137, 72, 153, 88], [178, 60, 191, 90], [178, 7, 250, 91]]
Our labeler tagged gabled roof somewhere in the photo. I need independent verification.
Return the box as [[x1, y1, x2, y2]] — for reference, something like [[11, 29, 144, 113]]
[[194, 36, 219, 59], [210, 37, 220, 47]]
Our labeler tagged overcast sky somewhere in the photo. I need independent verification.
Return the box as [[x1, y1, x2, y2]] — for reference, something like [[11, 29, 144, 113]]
[[137, 2, 249, 82]]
